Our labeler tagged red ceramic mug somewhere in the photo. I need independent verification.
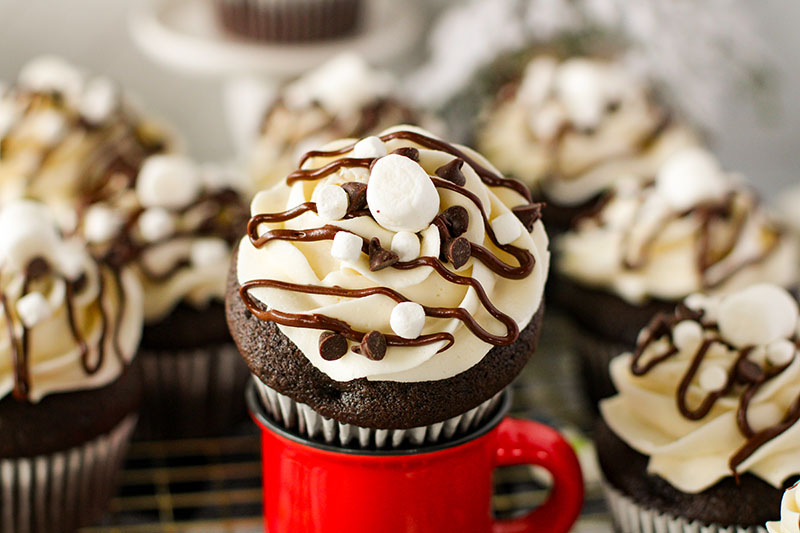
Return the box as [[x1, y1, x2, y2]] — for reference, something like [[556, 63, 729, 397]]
[[247, 383, 584, 533]]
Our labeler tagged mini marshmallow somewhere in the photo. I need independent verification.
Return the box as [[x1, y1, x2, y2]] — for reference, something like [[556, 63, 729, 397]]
[[673, 320, 704, 351], [315, 184, 349, 221], [655, 148, 729, 211], [56, 239, 87, 280], [83, 204, 123, 244], [491, 212, 523, 245], [367, 154, 439, 233], [18, 56, 84, 105], [352, 136, 387, 159], [138, 208, 176, 243], [391, 232, 420, 262], [0, 201, 60, 271], [684, 293, 719, 322], [331, 231, 363, 263], [766, 339, 796, 367], [30, 110, 67, 145], [136, 155, 202, 210], [518, 56, 558, 107], [718, 284, 799, 348], [698, 364, 728, 392], [190, 238, 229, 267], [80, 77, 117, 125], [390, 301, 426, 339], [16, 292, 52, 328], [555, 58, 610, 129], [530, 101, 566, 141]]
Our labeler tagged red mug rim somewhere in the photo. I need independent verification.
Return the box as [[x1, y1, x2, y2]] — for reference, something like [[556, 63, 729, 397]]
[[246, 381, 512, 457]]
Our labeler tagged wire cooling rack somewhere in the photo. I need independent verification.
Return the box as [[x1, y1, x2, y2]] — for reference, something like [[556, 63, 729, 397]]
[[81, 311, 614, 532]]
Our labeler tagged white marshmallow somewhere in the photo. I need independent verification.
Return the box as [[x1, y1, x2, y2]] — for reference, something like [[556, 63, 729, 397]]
[[491, 212, 523, 245], [518, 56, 558, 107], [79, 77, 117, 125], [530, 101, 566, 141], [698, 364, 728, 392], [30, 110, 67, 145], [331, 231, 364, 263], [655, 148, 729, 211], [367, 154, 439, 233], [718, 284, 799, 348], [390, 302, 426, 339], [83, 204, 123, 244], [315, 184, 349, 221], [673, 320, 704, 351], [684, 293, 719, 322], [18, 56, 84, 105], [136, 155, 202, 210], [766, 339, 796, 367], [190, 238, 229, 267], [391, 232, 420, 262], [138, 208, 176, 243], [555, 59, 610, 129], [0, 201, 60, 271], [56, 239, 87, 280], [16, 292, 52, 328], [352, 136, 387, 159]]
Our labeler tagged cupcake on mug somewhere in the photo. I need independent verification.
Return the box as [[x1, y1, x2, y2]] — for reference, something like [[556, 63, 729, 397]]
[[227, 126, 549, 447], [248, 54, 435, 192], [766, 482, 800, 533], [0, 201, 143, 532], [477, 55, 698, 232], [598, 284, 800, 531], [553, 147, 798, 403], [76, 154, 251, 438]]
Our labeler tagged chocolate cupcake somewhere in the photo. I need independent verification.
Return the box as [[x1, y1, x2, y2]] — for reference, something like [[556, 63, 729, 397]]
[[477, 55, 698, 233], [766, 482, 800, 533], [215, 0, 363, 42], [598, 284, 800, 531], [0, 201, 144, 532], [75, 155, 251, 439], [248, 54, 435, 192], [553, 147, 798, 404], [228, 125, 550, 448]]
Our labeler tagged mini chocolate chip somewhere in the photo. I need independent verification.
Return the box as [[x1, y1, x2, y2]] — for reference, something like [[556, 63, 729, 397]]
[[737, 359, 764, 383], [341, 182, 367, 212], [26, 257, 51, 280], [319, 331, 348, 361], [445, 237, 471, 269], [359, 330, 387, 360], [368, 238, 398, 271], [435, 158, 466, 186], [512, 203, 543, 233], [441, 205, 469, 238], [392, 147, 420, 162]]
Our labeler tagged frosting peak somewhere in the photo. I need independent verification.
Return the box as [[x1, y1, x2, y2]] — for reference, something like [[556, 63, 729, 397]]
[[767, 482, 800, 533]]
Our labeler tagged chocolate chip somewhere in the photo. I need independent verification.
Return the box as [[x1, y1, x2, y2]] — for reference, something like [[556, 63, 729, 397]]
[[341, 182, 367, 212], [441, 205, 469, 238], [359, 330, 387, 360], [445, 237, 471, 269], [319, 331, 348, 361], [737, 359, 764, 383], [368, 237, 398, 271], [435, 158, 466, 186], [392, 147, 420, 162], [26, 257, 50, 280], [512, 203, 543, 232]]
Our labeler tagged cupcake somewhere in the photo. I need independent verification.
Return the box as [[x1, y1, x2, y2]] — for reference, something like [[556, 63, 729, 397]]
[[214, 0, 363, 42], [553, 147, 798, 404], [0, 201, 143, 532], [76, 154, 251, 438], [248, 54, 433, 192], [227, 125, 549, 447], [0, 56, 171, 227], [477, 55, 698, 232], [766, 482, 800, 533], [597, 284, 800, 531]]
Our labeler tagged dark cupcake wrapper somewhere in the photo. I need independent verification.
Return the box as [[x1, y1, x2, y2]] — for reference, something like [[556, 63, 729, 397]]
[[252, 376, 504, 450], [0, 414, 136, 533], [136, 343, 251, 440], [215, 0, 363, 42], [573, 327, 631, 408]]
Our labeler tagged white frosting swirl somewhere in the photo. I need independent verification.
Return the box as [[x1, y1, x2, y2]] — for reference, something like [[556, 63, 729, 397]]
[[767, 482, 800, 533], [556, 148, 798, 304], [0, 201, 143, 402], [478, 55, 698, 206], [601, 285, 800, 493], [237, 126, 549, 383]]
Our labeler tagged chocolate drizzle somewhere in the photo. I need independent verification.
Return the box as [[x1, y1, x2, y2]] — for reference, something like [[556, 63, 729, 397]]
[[630, 307, 800, 480]]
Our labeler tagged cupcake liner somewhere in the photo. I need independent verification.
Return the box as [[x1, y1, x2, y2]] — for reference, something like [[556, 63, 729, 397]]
[[574, 327, 630, 408], [252, 376, 504, 450], [0, 414, 136, 533], [215, 0, 363, 42], [602, 479, 768, 533], [136, 343, 251, 440]]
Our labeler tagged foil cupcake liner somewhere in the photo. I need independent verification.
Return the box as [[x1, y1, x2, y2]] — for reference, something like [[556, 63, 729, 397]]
[[574, 327, 631, 408], [215, 0, 363, 42], [602, 479, 768, 533], [252, 376, 504, 450], [0, 414, 136, 533], [136, 343, 251, 440]]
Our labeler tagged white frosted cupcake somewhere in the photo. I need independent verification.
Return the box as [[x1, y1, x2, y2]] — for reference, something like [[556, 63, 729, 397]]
[[766, 482, 800, 533]]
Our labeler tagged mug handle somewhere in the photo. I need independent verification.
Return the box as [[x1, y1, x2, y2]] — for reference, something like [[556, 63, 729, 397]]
[[491, 418, 584, 533]]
